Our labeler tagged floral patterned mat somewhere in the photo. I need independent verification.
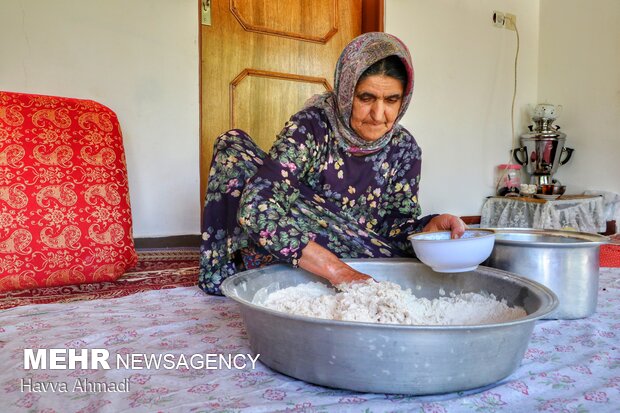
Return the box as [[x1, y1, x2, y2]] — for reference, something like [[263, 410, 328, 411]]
[[1, 267, 619, 412]]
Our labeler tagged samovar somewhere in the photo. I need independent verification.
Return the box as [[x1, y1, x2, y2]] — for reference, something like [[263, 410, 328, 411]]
[[512, 104, 574, 186]]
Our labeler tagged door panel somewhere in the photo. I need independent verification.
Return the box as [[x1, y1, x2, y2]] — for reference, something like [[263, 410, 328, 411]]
[[200, 0, 362, 205], [231, 0, 338, 42], [231, 70, 331, 153]]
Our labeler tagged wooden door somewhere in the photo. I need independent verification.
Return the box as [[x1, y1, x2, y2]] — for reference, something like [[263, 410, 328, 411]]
[[199, 0, 365, 205]]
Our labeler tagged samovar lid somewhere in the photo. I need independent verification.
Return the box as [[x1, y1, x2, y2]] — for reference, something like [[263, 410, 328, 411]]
[[521, 118, 566, 140]]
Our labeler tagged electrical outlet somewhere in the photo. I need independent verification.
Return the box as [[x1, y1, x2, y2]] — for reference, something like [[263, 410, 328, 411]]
[[492, 11, 505, 28]]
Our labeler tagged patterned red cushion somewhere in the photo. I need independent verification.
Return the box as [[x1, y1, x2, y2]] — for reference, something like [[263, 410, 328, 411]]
[[0, 91, 137, 291]]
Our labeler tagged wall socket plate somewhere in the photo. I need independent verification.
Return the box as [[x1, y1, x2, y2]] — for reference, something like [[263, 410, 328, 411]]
[[505, 13, 516, 31]]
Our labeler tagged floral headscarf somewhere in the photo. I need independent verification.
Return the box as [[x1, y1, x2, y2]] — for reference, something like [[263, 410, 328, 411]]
[[305, 32, 414, 154]]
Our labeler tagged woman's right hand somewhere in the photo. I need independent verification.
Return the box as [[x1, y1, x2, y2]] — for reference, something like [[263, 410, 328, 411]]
[[298, 241, 372, 286], [328, 266, 372, 286]]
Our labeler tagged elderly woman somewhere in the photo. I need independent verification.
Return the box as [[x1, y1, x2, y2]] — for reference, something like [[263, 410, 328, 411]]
[[199, 32, 464, 295]]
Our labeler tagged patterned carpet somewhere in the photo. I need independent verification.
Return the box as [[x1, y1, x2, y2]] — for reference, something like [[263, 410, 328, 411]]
[[0, 248, 199, 310]]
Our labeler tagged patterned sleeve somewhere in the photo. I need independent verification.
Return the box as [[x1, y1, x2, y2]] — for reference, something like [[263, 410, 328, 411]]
[[237, 109, 325, 266], [377, 132, 436, 254]]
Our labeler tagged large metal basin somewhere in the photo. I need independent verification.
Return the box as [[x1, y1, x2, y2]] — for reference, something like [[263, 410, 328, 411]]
[[484, 228, 608, 319], [221, 259, 557, 395]]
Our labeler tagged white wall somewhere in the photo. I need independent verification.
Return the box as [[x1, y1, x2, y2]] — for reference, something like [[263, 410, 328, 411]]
[[0, 0, 199, 238], [387, 0, 620, 218], [538, 0, 620, 196], [386, 0, 541, 217]]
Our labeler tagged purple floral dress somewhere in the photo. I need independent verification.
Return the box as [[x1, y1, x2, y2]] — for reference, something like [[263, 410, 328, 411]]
[[199, 106, 433, 295]]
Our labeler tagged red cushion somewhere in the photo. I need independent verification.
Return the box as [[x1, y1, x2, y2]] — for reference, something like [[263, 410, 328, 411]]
[[0, 91, 137, 291]]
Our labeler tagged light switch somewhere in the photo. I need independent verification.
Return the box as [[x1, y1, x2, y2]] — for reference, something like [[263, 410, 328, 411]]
[[201, 0, 212, 26]]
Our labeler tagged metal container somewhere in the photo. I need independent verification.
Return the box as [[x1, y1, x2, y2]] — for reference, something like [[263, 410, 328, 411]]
[[484, 228, 609, 319], [221, 259, 557, 395]]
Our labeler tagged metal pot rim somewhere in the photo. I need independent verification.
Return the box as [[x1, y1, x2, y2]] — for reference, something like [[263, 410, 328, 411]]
[[486, 228, 609, 247]]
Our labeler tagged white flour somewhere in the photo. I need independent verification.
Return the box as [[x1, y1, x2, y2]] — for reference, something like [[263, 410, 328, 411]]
[[256, 280, 526, 325]]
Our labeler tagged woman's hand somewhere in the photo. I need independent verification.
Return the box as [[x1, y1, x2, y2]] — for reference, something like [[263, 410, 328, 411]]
[[423, 214, 467, 239], [298, 241, 372, 286]]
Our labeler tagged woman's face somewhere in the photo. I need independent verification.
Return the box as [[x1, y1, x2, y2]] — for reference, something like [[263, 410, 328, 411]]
[[350, 74, 404, 142]]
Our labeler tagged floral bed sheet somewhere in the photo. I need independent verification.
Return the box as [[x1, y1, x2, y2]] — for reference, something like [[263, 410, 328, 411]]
[[1, 268, 619, 413]]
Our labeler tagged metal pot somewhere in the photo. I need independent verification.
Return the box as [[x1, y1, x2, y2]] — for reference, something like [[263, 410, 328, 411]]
[[484, 228, 609, 319], [222, 259, 557, 395]]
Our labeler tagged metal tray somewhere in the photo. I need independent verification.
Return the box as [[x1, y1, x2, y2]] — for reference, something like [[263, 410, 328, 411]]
[[221, 259, 557, 395]]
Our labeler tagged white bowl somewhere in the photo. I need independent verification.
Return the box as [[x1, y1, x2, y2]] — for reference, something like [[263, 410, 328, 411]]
[[408, 229, 496, 272]]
